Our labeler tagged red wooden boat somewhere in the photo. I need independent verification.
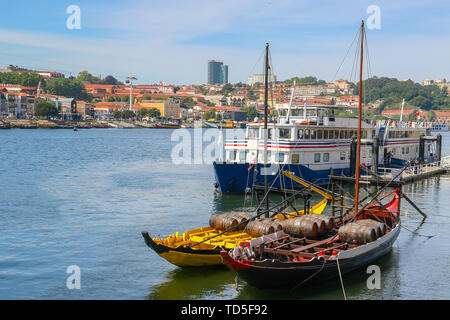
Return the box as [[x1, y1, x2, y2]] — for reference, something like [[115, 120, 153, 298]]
[[220, 189, 401, 289], [221, 21, 405, 290]]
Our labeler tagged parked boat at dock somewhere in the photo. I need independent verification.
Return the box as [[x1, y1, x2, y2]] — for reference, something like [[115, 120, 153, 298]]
[[142, 197, 328, 267], [213, 106, 435, 193]]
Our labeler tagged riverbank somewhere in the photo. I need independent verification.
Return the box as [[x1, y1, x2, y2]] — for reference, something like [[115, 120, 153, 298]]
[[0, 119, 165, 129], [0, 119, 230, 129]]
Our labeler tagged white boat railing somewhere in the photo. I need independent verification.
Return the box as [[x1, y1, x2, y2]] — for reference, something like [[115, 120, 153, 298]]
[[377, 157, 449, 179], [441, 155, 450, 169]]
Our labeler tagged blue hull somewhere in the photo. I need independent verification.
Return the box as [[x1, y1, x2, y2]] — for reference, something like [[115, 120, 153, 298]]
[[213, 162, 350, 193]]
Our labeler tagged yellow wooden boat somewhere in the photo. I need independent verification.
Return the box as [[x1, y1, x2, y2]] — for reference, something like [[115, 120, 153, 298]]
[[141, 199, 328, 267]]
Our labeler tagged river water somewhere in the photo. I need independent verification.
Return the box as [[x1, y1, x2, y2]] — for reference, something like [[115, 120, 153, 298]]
[[0, 128, 449, 300]]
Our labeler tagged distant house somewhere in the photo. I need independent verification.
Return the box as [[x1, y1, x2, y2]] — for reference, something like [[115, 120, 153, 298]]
[[136, 98, 180, 119], [434, 110, 450, 124]]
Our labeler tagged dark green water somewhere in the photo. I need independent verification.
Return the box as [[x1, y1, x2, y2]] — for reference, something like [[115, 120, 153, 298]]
[[0, 129, 449, 299]]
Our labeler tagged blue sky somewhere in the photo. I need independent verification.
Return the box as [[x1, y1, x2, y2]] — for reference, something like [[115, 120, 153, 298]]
[[0, 0, 449, 84]]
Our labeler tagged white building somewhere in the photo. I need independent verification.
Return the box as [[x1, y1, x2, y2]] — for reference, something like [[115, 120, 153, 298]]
[[248, 74, 277, 86]]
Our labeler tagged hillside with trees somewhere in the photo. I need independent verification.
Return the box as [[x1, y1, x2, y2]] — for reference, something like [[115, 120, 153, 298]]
[[356, 77, 450, 112]]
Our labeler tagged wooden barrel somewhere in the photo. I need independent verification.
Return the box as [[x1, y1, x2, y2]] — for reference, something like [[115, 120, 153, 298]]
[[230, 212, 253, 224], [281, 216, 318, 238], [264, 218, 283, 232], [315, 215, 334, 231], [302, 215, 326, 233], [209, 213, 240, 231], [245, 219, 276, 237], [338, 223, 376, 244], [355, 219, 386, 237]]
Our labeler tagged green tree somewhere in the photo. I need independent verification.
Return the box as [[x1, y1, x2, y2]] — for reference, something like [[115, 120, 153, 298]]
[[35, 101, 59, 118], [113, 110, 123, 119], [102, 75, 118, 85], [121, 110, 135, 119], [45, 78, 90, 101], [204, 108, 216, 120], [242, 106, 258, 121], [148, 108, 161, 118], [284, 76, 319, 85], [220, 83, 234, 96]]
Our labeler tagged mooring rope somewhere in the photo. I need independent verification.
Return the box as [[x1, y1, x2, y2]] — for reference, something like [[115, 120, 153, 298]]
[[336, 253, 347, 300]]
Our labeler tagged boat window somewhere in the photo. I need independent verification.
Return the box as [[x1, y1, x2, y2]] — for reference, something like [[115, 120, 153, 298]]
[[310, 129, 316, 139], [291, 109, 301, 116], [268, 128, 274, 139], [248, 127, 259, 138], [229, 150, 237, 161], [304, 129, 310, 139], [239, 151, 247, 161], [278, 128, 291, 139], [340, 151, 346, 161], [277, 152, 285, 163], [323, 153, 329, 162], [334, 130, 340, 139], [297, 129, 303, 139], [339, 130, 345, 139], [314, 153, 320, 163], [292, 154, 300, 164], [306, 109, 316, 117], [323, 130, 329, 139], [317, 130, 323, 139], [260, 151, 272, 162], [402, 147, 405, 154], [406, 147, 409, 154]]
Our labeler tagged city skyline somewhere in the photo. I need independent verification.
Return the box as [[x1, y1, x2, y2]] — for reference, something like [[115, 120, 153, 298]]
[[0, 1, 449, 85]]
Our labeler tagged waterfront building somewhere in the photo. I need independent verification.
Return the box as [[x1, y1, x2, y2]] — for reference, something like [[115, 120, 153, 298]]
[[0, 89, 35, 118], [434, 110, 450, 125], [137, 98, 181, 119], [208, 60, 228, 84], [76, 101, 95, 119]]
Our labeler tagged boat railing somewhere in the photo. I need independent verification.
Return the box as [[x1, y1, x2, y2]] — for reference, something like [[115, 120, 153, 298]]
[[377, 158, 447, 179], [373, 120, 433, 129]]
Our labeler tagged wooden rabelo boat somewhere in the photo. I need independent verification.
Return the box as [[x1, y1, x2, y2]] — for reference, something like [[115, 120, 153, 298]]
[[154, 122, 181, 129], [221, 21, 407, 290], [220, 189, 401, 289], [142, 197, 329, 267]]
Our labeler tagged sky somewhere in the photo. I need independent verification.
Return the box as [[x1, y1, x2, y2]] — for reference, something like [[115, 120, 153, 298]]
[[0, 0, 448, 85]]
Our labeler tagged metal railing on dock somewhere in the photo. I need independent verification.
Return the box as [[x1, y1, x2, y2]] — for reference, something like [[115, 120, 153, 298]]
[[377, 156, 450, 182]]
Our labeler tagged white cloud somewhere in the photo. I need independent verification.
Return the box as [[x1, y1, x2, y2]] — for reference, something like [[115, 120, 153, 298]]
[[0, 0, 448, 83]]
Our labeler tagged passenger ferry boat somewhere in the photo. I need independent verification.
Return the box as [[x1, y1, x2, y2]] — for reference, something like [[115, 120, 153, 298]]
[[213, 104, 434, 193], [432, 123, 448, 132]]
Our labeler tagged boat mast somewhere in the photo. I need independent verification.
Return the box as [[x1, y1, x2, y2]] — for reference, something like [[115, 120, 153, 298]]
[[400, 98, 405, 123], [264, 43, 270, 216], [354, 20, 364, 214]]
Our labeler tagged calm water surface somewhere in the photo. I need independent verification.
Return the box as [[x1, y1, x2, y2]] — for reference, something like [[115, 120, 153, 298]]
[[1, 129, 450, 299]]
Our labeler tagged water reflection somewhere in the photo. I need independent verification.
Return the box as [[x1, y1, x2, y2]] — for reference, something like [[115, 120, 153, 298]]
[[147, 266, 235, 300]]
